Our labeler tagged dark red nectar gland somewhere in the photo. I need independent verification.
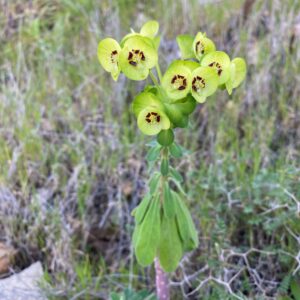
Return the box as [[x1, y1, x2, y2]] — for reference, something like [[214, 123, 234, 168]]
[[171, 74, 187, 91], [145, 112, 161, 123], [192, 76, 206, 92], [208, 62, 223, 76], [110, 50, 118, 64], [195, 41, 205, 54], [127, 49, 146, 67]]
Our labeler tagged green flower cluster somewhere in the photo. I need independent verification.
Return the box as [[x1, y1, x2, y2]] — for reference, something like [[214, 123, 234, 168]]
[[97, 20, 160, 81], [97, 21, 246, 141]]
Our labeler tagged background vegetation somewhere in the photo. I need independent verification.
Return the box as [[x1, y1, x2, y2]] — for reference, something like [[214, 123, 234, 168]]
[[0, 0, 299, 299]]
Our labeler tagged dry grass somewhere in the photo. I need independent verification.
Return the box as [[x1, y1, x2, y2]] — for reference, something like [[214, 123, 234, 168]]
[[0, 0, 299, 299]]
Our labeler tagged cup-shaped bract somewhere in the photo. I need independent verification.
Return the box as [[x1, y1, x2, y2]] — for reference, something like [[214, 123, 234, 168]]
[[193, 32, 216, 61], [137, 106, 171, 136], [201, 51, 231, 86], [225, 58, 247, 95], [140, 20, 159, 38], [176, 34, 195, 59], [119, 36, 158, 81], [162, 61, 192, 100], [132, 91, 165, 117], [97, 38, 121, 81], [191, 66, 218, 103]]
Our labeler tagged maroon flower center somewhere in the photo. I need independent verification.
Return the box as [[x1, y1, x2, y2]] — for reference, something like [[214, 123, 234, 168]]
[[171, 74, 187, 91], [208, 62, 223, 76], [145, 112, 161, 124], [195, 40, 205, 55], [128, 49, 145, 67], [192, 76, 206, 92], [110, 50, 118, 64]]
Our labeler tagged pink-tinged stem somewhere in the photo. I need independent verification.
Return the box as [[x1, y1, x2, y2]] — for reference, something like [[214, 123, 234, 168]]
[[155, 258, 170, 300]]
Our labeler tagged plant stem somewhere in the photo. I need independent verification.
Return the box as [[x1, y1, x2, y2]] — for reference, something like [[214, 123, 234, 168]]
[[156, 64, 163, 82], [155, 258, 170, 300], [155, 146, 170, 300], [149, 70, 159, 87]]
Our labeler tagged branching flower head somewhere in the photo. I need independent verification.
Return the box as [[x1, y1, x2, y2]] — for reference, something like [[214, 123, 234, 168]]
[[97, 38, 121, 81]]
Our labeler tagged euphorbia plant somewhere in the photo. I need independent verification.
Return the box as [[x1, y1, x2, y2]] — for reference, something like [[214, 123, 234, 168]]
[[98, 20, 246, 299]]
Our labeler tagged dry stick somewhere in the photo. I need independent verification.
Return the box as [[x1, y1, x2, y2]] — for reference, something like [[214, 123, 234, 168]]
[[155, 258, 170, 300]]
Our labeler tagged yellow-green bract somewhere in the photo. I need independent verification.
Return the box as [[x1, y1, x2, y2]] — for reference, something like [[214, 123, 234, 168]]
[[192, 32, 216, 60], [119, 36, 158, 81], [162, 60, 192, 100], [191, 66, 219, 103], [225, 57, 247, 94], [97, 38, 121, 81], [201, 51, 231, 85]]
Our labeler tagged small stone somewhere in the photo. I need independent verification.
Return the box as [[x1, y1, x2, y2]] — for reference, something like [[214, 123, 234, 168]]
[[0, 262, 47, 300]]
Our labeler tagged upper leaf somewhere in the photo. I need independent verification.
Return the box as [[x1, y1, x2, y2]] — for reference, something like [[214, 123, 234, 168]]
[[176, 34, 195, 59], [140, 20, 159, 38]]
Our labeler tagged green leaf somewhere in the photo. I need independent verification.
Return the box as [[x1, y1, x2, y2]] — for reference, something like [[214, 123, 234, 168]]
[[169, 143, 183, 158], [176, 34, 195, 59], [110, 292, 121, 300], [160, 158, 169, 176], [157, 129, 174, 146], [291, 278, 300, 300], [135, 196, 161, 266], [172, 94, 197, 115], [132, 224, 140, 248], [146, 145, 161, 162], [158, 214, 183, 272], [133, 194, 152, 224], [164, 103, 186, 128], [153, 36, 161, 50], [140, 20, 159, 38], [170, 167, 183, 183], [174, 192, 198, 251], [163, 182, 175, 218], [149, 172, 161, 194]]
